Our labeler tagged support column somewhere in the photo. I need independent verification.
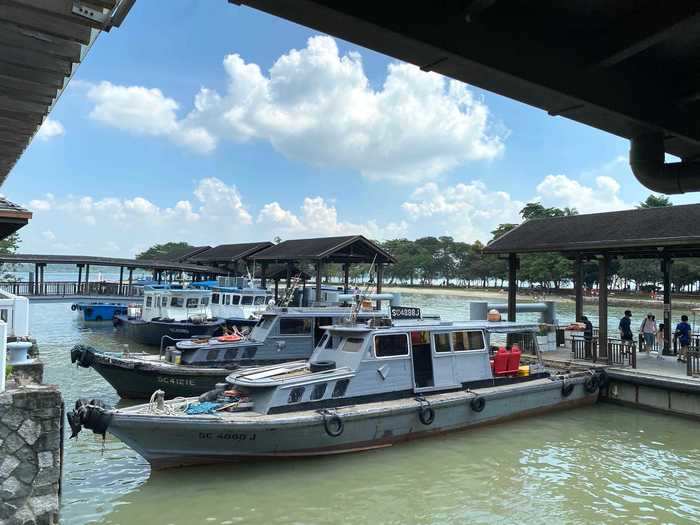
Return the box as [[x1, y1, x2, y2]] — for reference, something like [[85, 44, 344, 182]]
[[118, 266, 124, 296], [84, 264, 90, 295], [274, 279, 279, 302], [285, 262, 293, 291], [34, 263, 38, 295], [343, 263, 350, 294], [574, 254, 583, 321], [315, 261, 323, 304], [598, 255, 609, 359], [157, 270, 162, 285], [376, 263, 384, 310], [77, 264, 83, 295], [260, 263, 268, 289], [662, 255, 673, 355], [128, 268, 134, 297], [507, 253, 518, 322]]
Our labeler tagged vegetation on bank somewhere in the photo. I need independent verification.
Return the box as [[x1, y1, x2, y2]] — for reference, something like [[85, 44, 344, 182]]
[[139, 194, 700, 294]]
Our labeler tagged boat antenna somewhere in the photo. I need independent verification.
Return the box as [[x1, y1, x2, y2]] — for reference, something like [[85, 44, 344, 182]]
[[350, 254, 377, 324]]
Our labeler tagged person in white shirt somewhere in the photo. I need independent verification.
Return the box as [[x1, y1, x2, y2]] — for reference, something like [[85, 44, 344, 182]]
[[639, 313, 657, 354]]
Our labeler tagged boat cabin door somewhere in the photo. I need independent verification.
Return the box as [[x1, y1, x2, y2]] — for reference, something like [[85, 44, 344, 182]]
[[410, 331, 434, 391]]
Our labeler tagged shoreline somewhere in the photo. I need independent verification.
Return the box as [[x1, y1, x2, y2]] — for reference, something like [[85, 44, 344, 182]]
[[381, 285, 700, 309]]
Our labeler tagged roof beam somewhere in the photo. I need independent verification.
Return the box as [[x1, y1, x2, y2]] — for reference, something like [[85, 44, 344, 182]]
[[0, 20, 83, 61], [0, 62, 65, 88], [0, 4, 93, 44], [0, 43, 73, 75]]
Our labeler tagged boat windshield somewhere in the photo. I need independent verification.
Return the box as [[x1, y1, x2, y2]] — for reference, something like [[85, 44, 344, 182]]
[[170, 296, 184, 308], [241, 295, 253, 305]]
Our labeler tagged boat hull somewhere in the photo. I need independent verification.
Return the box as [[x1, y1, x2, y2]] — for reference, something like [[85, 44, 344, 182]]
[[113, 315, 225, 346], [74, 303, 127, 322], [104, 376, 599, 469]]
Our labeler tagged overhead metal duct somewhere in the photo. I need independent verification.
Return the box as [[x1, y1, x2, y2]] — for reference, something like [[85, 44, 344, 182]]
[[630, 133, 700, 195]]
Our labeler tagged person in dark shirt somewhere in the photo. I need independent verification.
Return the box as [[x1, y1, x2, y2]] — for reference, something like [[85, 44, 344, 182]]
[[619, 310, 634, 347], [582, 316, 593, 358], [675, 314, 692, 363]]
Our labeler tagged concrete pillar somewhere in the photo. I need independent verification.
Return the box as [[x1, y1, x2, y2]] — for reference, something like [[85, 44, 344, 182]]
[[343, 263, 350, 294], [598, 255, 609, 359], [118, 266, 124, 296], [376, 263, 384, 310], [286, 262, 292, 291], [274, 279, 279, 302], [507, 253, 517, 322], [315, 261, 323, 304], [33, 263, 38, 295], [128, 267, 134, 296], [662, 256, 673, 355], [77, 264, 83, 295], [260, 263, 268, 289], [84, 264, 90, 295], [574, 254, 583, 321]]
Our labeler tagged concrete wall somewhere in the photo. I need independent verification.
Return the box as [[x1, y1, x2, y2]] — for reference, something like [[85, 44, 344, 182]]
[[606, 380, 700, 419], [0, 385, 63, 525]]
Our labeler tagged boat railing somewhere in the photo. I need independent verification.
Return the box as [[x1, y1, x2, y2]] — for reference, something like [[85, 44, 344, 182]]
[[159, 335, 191, 360]]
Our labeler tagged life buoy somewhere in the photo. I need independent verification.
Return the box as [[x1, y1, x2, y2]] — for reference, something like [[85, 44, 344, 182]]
[[470, 396, 486, 412], [584, 375, 598, 393], [319, 409, 343, 437], [562, 382, 575, 397], [217, 334, 242, 343], [71, 304, 77, 311]]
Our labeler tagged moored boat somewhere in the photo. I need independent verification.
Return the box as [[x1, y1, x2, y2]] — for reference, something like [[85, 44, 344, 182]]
[[191, 278, 272, 329], [112, 285, 225, 346], [71, 305, 388, 399], [71, 302, 127, 322], [69, 317, 606, 468]]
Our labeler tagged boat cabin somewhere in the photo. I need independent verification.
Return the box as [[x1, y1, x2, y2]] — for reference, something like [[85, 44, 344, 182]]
[[227, 319, 540, 414], [191, 279, 271, 321], [137, 285, 214, 323], [176, 306, 386, 366]]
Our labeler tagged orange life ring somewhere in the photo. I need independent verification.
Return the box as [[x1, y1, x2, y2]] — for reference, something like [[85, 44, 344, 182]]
[[217, 334, 242, 342]]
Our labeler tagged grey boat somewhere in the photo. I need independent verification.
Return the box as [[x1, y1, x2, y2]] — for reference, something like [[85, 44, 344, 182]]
[[69, 318, 605, 469], [70, 306, 387, 399]]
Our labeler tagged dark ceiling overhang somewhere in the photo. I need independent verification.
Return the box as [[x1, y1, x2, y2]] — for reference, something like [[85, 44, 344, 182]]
[[232, 0, 700, 193]]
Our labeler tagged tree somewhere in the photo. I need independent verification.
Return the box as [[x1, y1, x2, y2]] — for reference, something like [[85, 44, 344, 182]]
[[0, 233, 20, 280], [638, 194, 672, 208], [136, 242, 193, 260]]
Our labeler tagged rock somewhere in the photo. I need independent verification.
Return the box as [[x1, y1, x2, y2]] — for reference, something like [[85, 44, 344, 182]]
[[0, 422, 11, 438], [37, 452, 53, 470], [12, 504, 36, 525], [1, 477, 30, 500], [12, 460, 38, 485], [1, 408, 27, 431], [17, 419, 41, 446], [33, 467, 59, 488], [0, 456, 20, 478], [0, 500, 19, 520], [4, 432, 25, 454], [35, 431, 59, 452], [28, 495, 58, 520]]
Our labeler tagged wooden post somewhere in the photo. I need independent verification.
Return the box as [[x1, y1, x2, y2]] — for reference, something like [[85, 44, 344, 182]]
[[274, 279, 279, 302], [128, 268, 134, 296], [343, 263, 350, 294], [84, 264, 90, 295], [34, 263, 38, 295], [40, 264, 45, 295], [574, 254, 583, 321], [285, 262, 292, 291], [157, 270, 162, 284], [315, 261, 323, 304], [260, 263, 267, 289], [118, 266, 124, 296], [376, 262, 384, 310], [662, 255, 673, 355], [77, 264, 83, 295], [598, 255, 609, 359], [507, 253, 517, 322]]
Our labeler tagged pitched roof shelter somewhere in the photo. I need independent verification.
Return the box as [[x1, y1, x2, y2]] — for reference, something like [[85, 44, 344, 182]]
[[252, 235, 395, 302], [0, 198, 32, 239], [139, 245, 211, 262], [0, 0, 135, 183], [483, 205, 700, 366], [188, 242, 273, 268]]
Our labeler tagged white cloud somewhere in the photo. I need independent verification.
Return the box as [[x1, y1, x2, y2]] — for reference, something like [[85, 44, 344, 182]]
[[535, 174, 631, 213], [41, 230, 56, 241], [83, 36, 504, 182], [257, 196, 407, 239], [36, 118, 64, 141], [85, 81, 215, 154], [402, 181, 524, 241]]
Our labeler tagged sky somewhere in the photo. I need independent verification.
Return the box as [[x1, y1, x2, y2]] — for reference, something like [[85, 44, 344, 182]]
[[3, 1, 695, 257]]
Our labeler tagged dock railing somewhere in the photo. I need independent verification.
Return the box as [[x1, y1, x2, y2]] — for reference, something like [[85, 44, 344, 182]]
[[571, 335, 636, 368], [0, 280, 143, 298]]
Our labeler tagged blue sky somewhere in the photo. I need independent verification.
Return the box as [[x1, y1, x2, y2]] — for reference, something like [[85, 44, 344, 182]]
[[3, 1, 690, 257]]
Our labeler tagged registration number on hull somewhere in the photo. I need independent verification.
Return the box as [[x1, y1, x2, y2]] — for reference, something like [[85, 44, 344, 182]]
[[199, 432, 256, 441]]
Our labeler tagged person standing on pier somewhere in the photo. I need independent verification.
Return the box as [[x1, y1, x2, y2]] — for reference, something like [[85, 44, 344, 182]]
[[619, 310, 634, 348], [675, 315, 692, 363], [582, 315, 593, 358], [639, 313, 657, 354]]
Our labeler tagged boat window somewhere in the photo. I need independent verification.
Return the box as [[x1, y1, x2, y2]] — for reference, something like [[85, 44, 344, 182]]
[[171, 297, 184, 308], [223, 295, 231, 306], [340, 337, 365, 353], [224, 348, 238, 360], [465, 331, 485, 350], [145, 296, 152, 307], [241, 295, 253, 305], [201, 297, 209, 306], [280, 318, 312, 335], [265, 295, 273, 303], [332, 379, 349, 397], [243, 347, 257, 359], [161, 296, 168, 307], [186, 298, 199, 308], [231, 295, 241, 305], [310, 383, 327, 400], [434, 333, 451, 353], [254, 296, 266, 305], [211, 293, 220, 304], [206, 349, 219, 361], [374, 334, 409, 358], [288, 387, 304, 403]]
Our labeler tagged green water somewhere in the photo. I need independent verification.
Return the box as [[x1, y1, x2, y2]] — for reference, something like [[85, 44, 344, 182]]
[[31, 295, 700, 524]]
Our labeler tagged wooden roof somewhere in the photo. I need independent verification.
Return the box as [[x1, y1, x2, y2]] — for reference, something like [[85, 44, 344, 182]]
[[188, 242, 274, 263], [252, 235, 395, 264], [484, 204, 700, 258]]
